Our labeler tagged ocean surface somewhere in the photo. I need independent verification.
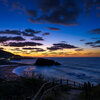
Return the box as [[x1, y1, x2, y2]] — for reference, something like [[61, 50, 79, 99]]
[[13, 57, 100, 85]]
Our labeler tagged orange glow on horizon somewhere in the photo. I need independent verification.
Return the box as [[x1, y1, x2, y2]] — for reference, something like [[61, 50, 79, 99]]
[[3, 46, 100, 57]]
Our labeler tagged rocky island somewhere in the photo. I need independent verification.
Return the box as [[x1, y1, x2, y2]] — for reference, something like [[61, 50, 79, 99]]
[[34, 58, 61, 66]]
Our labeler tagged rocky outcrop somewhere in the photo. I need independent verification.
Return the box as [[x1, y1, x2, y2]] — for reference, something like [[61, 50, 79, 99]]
[[34, 58, 61, 66]]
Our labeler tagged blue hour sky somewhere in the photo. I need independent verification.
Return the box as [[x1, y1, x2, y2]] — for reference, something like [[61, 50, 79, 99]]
[[0, 0, 100, 57]]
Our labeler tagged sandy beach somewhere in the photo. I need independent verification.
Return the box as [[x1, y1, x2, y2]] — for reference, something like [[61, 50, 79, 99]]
[[0, 65, 21, 81]]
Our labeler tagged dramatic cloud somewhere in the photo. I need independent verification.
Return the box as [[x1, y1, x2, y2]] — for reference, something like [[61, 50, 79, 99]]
[[31, 36, 44, 41], [88, 28, 100, 35], [46, 27, 60, 31], [0, 30, 21, 35], [47, 42, 78, 51], [42, 32, 50, 36], [4, 42, 43, 47], [0, 29, 41, 36], [0, 36, 25, 43], [2, 0, 100, 26], [26, 0, 81, 25]]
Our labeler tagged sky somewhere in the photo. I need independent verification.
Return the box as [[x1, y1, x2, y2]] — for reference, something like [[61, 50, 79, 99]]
[[0, 0, 100, 57]]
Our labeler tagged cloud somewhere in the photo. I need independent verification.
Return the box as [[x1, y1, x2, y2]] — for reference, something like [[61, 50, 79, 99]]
[[86, 40, 100, 45], [95, 0, 100, 5], [0, 47, 3, 50], [31, 36, 44, 41], [22, 32, 34, 36], [42, 32, 50, 36], [12, 2, 20, 10], [91, 45, 100, 48], [23, 47, 45, 52], [98, 13, 100, 16], [11, 48, 23, 52], [25, 29, 41, 33], [91, 37, 100, 39], [4, 42, 43, 47], [26, 0, 81, 25], [1, 0, 8, 6], [23, 47, 38, 50], [47, 42, 78, 51], [0, 30, 21, 35], [2, 0, 100, 26], [26, 9, 37, 17], [80, 39, 85, 41], [85, 40, 100, 48], [0, 36, 25, 43], [85, 42, 94, 45], [85, 0, 93, 14], [95, 40, 100, 44], [88, 28, 100, 35], [75, 48, 84, 51], [22, 29, 41, 36], [36, 0, 60, 12], [0, 29, 41, 36], [46, 27, 60, 31], [84, 0, 100, 15], [96, 6, 100, 10]]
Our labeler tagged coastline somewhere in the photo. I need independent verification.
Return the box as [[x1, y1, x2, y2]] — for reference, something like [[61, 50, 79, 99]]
[[0, 65, 21, 81]]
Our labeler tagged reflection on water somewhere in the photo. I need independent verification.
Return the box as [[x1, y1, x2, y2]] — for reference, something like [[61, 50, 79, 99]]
[[13, 57, 100, 85], [24, 67, 36, 71]]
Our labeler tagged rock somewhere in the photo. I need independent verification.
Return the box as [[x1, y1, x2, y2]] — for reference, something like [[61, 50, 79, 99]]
[[34, 58, 61, 66]]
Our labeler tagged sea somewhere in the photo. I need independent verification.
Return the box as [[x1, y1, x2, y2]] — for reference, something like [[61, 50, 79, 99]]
[[13, 57, 100, 85]]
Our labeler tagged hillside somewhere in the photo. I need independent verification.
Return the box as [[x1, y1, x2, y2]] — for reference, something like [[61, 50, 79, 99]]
[[0, 49, 20, 59]]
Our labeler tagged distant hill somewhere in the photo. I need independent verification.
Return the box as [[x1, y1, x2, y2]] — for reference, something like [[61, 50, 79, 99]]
[[0, 49, 20, 59]]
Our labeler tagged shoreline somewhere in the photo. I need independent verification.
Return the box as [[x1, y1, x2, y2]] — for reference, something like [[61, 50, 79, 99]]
[[0, 65, 21, 81]]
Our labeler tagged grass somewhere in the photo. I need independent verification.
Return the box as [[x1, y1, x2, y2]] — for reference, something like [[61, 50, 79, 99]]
[[41, 85, 70, 100], [79, 84, 100, 100], [2, 76, 100, 100], [0, 77, 45, 99]]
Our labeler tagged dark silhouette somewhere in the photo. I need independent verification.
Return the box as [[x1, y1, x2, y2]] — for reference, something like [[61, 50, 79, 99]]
[[34, 58, 61, 66]]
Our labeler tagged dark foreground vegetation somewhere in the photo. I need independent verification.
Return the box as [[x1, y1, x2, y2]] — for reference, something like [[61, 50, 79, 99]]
[[79, 82, 100, 100], [0, 77, 44, 100], [0, 77, 72, 100], [0, 76, 100, 100]]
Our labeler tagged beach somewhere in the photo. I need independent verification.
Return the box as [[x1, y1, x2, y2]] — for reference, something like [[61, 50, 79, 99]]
[[0, 65, 21, 81]]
